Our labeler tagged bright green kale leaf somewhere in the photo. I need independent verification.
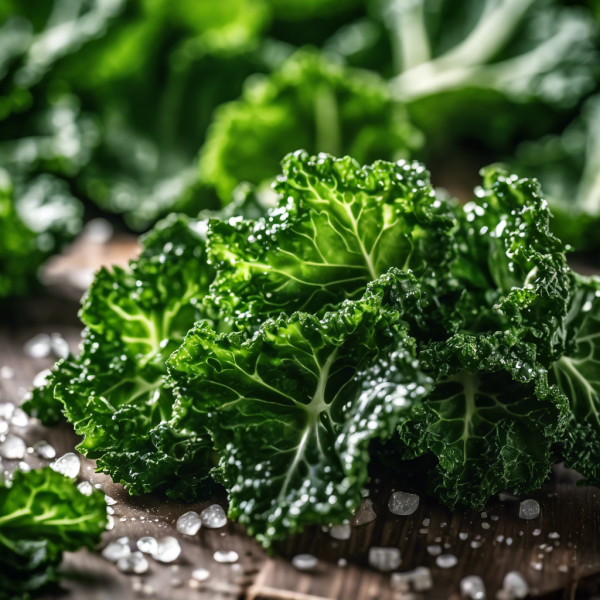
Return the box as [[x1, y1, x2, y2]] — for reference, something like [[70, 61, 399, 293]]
[[550, 274, 600, 486], [0, 467, 106, 600], [199, 50, 421, 202], [24, 214, 218, 499], [396, 332, 569, 510], [450, 167, 571, 363], [207, 151, 455, 326], [169, 268, 432, 547]]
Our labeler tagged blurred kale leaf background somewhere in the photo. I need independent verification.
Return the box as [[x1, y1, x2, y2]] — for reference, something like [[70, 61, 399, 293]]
[[1, 0, 600, 298]]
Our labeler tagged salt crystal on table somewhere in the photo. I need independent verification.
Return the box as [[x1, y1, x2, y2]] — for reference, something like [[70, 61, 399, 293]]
[[177, 511, 202, 536], [0, 434, 26, 459], [461, 575, 486, 599], [548, 532, 560, 539], [436, 554, 458, 569], [104, 495, 117, 506], [519, 499, 540, 520], [291, 554, 318, 571], [368, 547, 401, 571], [411, 567, 433, 591], [153, 537, 181, 563], [459, 532, 469, 540], [0, 366, 14, 379], [213, 550, 239, 564], [0, 422, 7, 435], [0, 403, 14, 419], [200, 504, 227, 529], [34, 440, 56, 459], [351, 499, 377, 526], [77, 481, 93, 496], [191, 568, 210, 582], [102, 541, 131, 562], [33, 369, 52, 389], [427, 545, 442, 556], [388, 491, 419, 516], [106, 516, 115, 531], [50, 452, 80, 478], [50, 334, 70, 359], [117, 551, 149, 574], [137, 537, 158, 555], [24, 334, 52, 358], [18, 461, 30, 472], [330, 523, 351, 540], [503, 572, 529, 598], [10, 407, 28, 427]]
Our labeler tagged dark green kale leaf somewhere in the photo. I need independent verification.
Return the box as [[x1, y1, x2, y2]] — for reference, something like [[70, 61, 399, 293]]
[[387, 0, 599, 152], [199, 50, 421, 202], [0, 170, 82, 298], [551, 274, 600, 486], [396, 332, 569, 511], [169, 268, 431, 547], [449, 167, 571, 364], [24, 214, 219, 499], [0, 467, 106, 600], [207, 150, 455, 327], [514, 94, 600, 251]]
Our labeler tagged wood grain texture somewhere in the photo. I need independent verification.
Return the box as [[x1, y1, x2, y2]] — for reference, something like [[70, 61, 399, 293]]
[[1, 309, 600, 600]]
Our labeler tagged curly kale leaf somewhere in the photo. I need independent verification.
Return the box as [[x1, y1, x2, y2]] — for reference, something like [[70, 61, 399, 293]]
[[449, 167, 571, 363], [551, 274, 600, 486], [199, 50, 421, 201], [0, 467, 106, 600], [207, 150, 456, 326], [396, 332, 569, 510], [24, 214, 218, 499], [169, 269, 432, 547]]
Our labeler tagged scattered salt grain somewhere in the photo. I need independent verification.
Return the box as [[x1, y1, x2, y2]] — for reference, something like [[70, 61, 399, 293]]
[[213, 550, 238, 564], [436, 554, 458, 569], [102, 541, 131, 562], [502, 572, 528, 598], [426, 545, 442, 556], [50, 452, 80, 478], [77, 481, 93, 496], [0, 366, 14, 379], [519, 499, 540, 520], [459, 532, 469, 540], [368, 547, 401, 571], [106, 516, 115, 531], [292, 554, 318, 571], [191, 568, 210, 582], [461, 575, 486, 599], [176, 511, 202, 536], [351, 499, 377, 525], [137, 537, 158, 555], [10, 407, 28, 427], [33, 440, 56, 459], [0, 434, 26, 459], [117, 551, 149, 574], [200, 504, 227, 529], [330, 523, 351, 540], [104, 495, 117, 506], [24, 334, 52, 358], [388, 491, 419, 516], [153, 537, 181, 563]]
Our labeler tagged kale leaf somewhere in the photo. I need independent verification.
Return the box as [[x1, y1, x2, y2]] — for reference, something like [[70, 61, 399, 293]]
[[207, 150, 455, 327], [169, 268, 432, 546], [0, 467, 106, 600]]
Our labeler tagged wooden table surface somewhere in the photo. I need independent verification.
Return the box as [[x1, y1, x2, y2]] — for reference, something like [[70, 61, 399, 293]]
[[1, 243, 600, 600]]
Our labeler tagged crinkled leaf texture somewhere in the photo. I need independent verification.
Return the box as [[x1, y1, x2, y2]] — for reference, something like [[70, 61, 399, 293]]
[[199, 50, 421, 202], [169, 268, 432, 547], [396, 332, 569, 511], [25, 214, 218, 500], [0, 467, 106, 600], [450, 167, 571, 363], [207, 150, 456, 326], [551, 275, 600, 487]]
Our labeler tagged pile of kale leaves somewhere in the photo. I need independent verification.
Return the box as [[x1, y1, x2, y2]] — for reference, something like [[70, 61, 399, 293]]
[[26, 150, 600, 548]]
